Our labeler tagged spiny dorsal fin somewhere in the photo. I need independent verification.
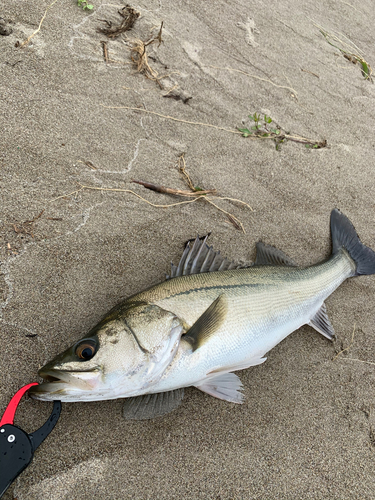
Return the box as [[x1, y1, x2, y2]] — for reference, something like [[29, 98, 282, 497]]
[[254, 241, 296, 267], [167, 236, 238, 279], [184, 294, 227, 351], [308, 302, 335, 340], [122, 388, 184, 420]]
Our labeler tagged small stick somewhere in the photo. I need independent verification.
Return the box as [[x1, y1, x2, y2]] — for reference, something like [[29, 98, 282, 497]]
[[132, 180, 216, 196], [24, 209, 45, 224], [301, 68, 320, 78], [101, 41, 109, 63]]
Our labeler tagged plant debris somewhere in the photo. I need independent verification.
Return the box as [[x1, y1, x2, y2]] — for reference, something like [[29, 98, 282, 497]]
[[238, 113, 327, 150], [11, 209, 45, 238], [17, 0, 59, 48], [98, 5, 140, 38], [130, 22, 166, 87], [101, 41, 109, 63], [314, 22, 373, 82], [132, 180, 216, 197], [132, 154, 252, 232], [51, 156, 252, 233]]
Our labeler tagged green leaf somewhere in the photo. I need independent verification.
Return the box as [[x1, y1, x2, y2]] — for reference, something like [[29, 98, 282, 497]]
[[262, 133, 269, 137], [251, 126, 258, 130], [238, 127, 252, 137], [275, 130, 280, 135], [360, 61, 370, 79], [87, 4, 94, 8], [248, 115, 254, 121], [305, 144, 310, 148]]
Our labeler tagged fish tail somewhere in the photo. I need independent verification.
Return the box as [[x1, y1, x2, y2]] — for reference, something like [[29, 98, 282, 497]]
[[331, 209, 375, 276]]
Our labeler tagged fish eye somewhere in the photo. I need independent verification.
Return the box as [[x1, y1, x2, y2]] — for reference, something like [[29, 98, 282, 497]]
[[75, 340, 97, 360]]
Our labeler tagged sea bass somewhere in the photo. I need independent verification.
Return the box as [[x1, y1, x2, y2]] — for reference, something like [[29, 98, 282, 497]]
[[30, 210, 375, 419]]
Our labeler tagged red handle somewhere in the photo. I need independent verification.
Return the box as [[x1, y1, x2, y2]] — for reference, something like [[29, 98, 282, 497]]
[[0, 383, 39, 426]]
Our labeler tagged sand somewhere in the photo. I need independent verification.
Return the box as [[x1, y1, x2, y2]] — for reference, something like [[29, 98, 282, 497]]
[[1, 0, 375, 498]]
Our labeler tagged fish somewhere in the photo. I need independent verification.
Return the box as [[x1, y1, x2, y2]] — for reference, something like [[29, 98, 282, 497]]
[[29, 209, 375, 419]]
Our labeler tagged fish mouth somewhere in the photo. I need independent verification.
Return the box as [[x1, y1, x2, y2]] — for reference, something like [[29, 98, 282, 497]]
[[29, 368, 101, 400]]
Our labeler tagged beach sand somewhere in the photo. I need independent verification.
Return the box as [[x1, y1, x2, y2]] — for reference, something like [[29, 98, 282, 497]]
[[1, 0, 375, 498]]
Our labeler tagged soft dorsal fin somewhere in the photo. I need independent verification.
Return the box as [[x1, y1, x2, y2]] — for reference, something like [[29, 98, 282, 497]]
[[254, 241, 296, 267], [308, 303, 335, 340], [184, 294, 227, 351], [167, 236, 238, 279], [122, 388, 184, 420]]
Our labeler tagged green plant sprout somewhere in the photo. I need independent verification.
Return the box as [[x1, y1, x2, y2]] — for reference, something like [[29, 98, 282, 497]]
[[77, 0, 94, 10], [313, 21, 373, 82], [238, 113, 326, 150]]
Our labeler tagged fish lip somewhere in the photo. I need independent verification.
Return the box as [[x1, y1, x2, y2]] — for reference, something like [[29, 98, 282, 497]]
[[29, 368, 102, 396]]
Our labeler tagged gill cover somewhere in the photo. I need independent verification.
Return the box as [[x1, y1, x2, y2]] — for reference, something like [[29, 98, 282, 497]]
[[30, 302, 185, 401]]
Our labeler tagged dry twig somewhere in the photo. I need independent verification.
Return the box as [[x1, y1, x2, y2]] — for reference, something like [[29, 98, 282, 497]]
[[132, 154, 252, 232], [51, 156, 252, 233], [18, 0, 59, 48]]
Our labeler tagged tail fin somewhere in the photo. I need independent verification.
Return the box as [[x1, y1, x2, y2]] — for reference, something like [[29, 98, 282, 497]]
[[331, 209, 375, 276]]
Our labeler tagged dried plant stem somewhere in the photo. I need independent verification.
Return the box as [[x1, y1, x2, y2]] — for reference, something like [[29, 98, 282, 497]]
[[50, 183, 203, 209], [19, 0, 59, 48], [100, 105, 242, 134], [207, 65, 298, 97], [132, 180, 216, 197], [204, 198, 245, 233], [342, 358, 375, 367], [332, 324, 356, 361]]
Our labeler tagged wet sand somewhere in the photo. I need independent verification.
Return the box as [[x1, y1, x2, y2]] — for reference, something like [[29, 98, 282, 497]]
[[1, 0, 375, 498]]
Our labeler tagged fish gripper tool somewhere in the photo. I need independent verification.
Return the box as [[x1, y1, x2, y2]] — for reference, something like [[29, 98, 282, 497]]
[[0, 383, 61, 498]]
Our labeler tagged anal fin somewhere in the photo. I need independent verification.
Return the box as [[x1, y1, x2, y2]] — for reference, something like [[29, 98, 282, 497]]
[[122, 388, 184, 420], [195, 373, 244, 403], [309, 303, 335, 340]]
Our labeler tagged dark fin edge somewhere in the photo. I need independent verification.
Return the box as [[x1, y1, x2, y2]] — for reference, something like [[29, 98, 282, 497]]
[[331, 209, 375, 276]]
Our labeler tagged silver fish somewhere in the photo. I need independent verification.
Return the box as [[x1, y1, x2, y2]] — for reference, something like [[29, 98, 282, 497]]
[[30, 210, 375, 419]]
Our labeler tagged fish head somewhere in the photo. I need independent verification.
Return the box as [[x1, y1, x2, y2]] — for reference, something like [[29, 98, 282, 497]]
[[29, 302, 185, 402]]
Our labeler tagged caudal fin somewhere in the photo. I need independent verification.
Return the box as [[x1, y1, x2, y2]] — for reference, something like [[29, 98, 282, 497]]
[[331, 209, 375, 276]]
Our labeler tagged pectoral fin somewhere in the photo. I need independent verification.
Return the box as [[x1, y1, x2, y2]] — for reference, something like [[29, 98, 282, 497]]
[[122, 388, 184, 420], [184, 294, 227, 351], [309, 303, 335, 340]]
